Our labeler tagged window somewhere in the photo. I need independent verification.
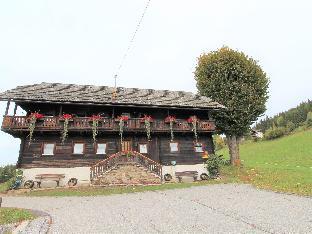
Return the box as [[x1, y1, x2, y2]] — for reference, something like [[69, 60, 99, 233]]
[[169, 142, 179, 152], [42, 143, 55, 155], [73, 143, 84, 154], [139, 144, 148, 154], [194, 143, 204, 153], [96, 143, 107, 154]]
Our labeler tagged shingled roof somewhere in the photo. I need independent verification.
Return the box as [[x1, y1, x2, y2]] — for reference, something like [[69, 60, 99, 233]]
[[0, 82, 224, 109]]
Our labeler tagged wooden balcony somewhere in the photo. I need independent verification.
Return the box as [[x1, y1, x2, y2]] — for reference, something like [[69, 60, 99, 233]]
[[1, 116, 216, 133]]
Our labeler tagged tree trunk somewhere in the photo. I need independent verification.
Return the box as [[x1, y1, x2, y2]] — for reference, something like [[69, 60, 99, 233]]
[[226, 135, 241, 166]]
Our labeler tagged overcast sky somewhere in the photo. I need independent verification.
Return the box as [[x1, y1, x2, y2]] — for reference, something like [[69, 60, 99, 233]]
[[0, 0, 311, 165]]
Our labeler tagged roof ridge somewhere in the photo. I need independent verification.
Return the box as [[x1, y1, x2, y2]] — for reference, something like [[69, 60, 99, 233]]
[[38, 82, 197, 96]]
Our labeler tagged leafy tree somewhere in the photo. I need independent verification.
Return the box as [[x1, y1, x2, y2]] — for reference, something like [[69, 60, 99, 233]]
[[306, 111, 312, 127], [286, 121, 296, 132], [255, 100, 312, 132], [195, 47, 269, 165], [276, 116, 286, 127]]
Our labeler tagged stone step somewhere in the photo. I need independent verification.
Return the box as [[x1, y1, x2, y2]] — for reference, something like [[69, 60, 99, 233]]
[[92, 164, 161, 185]]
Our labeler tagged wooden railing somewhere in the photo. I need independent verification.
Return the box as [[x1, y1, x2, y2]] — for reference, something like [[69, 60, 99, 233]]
[[1, 116, 216, 132], [90, 151, 162, 181]]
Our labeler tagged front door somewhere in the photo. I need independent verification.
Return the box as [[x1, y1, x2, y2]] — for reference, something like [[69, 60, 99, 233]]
[[121, 140, 132, 152]]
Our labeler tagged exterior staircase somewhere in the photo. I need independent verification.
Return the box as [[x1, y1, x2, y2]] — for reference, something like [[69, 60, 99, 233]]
[[90, 151, 162, 185]]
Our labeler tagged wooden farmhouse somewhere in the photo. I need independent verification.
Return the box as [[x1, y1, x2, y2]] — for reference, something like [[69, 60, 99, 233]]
[[0, 82, 224, 187]]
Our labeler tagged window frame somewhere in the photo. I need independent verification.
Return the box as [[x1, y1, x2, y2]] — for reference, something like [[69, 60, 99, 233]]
[[72, 142, 85, 155], [41, 142, 56, 156], [138, 142, 148, 154], [169, 141, 180, 153], [95, 142, 107, 155], [194, 142, 205, 153]]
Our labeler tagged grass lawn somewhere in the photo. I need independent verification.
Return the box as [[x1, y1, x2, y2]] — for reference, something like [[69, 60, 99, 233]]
[[218, 129, 312, 196], [0, 208, 35, 225]]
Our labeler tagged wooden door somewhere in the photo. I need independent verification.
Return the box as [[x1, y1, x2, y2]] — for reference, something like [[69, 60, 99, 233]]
[[121, 141, 132, 151]]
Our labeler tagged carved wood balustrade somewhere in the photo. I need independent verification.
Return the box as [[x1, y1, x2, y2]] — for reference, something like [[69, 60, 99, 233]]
[[1, 116, 216, 132]]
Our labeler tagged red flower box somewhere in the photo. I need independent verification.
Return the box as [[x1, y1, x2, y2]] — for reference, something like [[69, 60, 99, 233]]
[[88, 115, 102, 121], [165, 116, 176, 123], [28, 112, 44, 120], [187, 116, 199, 123], [140, 115, 153, 123], [63, 114, 73, 119], [59, 114, 73, 121], [116, 116, 129, 122]]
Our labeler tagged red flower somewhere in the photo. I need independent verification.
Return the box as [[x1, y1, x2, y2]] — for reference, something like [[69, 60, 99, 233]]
[[62, 114, 73, 120], [29, 112, 44, 119], [117, 116, 129, 121], [89, 115, 102, 121], [165, 115, 176, 123], [141, 115, 153, 122], [187, 115, 199, 123], [34, 113, 44, 119]]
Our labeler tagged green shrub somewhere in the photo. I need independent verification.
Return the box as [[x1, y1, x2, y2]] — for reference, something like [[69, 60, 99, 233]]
[[306, 111, 312, 127], [286, 121, 296, 132], [213, 135, 226, 151], [205, 155, 228, 177], [276, 116, 286, 127], [264, 127, 287, 140], [0, 165, 16, 183], [0, 169, 23, 192]]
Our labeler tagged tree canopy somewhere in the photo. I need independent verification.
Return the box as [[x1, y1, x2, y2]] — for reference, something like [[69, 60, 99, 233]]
[[195, 47, 269, 165]]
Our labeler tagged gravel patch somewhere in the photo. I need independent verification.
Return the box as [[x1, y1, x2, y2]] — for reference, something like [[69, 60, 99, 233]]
[[21, 215, 51, 234], [2, 184, 312, 234]]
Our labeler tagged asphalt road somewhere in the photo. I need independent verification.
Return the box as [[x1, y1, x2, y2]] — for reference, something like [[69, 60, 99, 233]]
[[3, 184, 312, 234]]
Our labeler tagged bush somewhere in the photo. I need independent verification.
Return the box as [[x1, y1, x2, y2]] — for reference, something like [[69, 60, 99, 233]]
[[213, 135, 226, 151], [0, 169, 23, 192], [306, 111, 312, 128], [264, 127, 287, 140], [205, 154, 228, 177], [0, 165, 16, 183], [286, 121, 296, 132]]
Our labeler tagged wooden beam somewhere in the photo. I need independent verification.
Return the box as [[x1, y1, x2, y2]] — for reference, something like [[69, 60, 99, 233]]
[[59, 105, 63, 116], [8, 99, 220, 111], [4, 99, 11, 116], [13, 104, 18, 116]]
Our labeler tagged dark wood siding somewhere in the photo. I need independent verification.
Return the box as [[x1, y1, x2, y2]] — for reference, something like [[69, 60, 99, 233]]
[[19, 135, 119, 168], [159, 133, 214, 166], [18, 132, 215, 168]]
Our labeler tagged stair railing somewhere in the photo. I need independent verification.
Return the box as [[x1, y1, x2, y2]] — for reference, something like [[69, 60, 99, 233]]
[[90, 151, 162, 182]]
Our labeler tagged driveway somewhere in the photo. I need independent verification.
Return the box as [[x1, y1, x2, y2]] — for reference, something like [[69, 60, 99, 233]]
[[2, 184, 312, 233]]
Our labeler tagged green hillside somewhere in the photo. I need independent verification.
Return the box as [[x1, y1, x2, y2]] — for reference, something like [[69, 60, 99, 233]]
[[219, 130, 312, 196]]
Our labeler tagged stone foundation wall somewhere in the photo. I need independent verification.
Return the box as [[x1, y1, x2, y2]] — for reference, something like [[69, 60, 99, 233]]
[[21, 167, 90, 187]]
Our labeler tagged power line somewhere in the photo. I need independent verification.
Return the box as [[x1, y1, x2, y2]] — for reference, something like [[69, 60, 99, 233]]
[[113, 0, 152, 88]]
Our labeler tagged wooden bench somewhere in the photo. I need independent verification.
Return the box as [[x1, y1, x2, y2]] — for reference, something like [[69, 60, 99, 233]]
[[175, 171, 198, 182], [35, 174, 65, 188]]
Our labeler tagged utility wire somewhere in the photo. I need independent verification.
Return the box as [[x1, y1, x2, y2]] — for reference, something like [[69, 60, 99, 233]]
[[113, 0, 152, 88]]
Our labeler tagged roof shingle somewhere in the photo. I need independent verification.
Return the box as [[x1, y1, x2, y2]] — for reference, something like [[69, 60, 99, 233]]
[[0, 82, 224, 109]]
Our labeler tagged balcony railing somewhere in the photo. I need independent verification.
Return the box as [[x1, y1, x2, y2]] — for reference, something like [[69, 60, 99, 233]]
[[1, 116, 216, 132]]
